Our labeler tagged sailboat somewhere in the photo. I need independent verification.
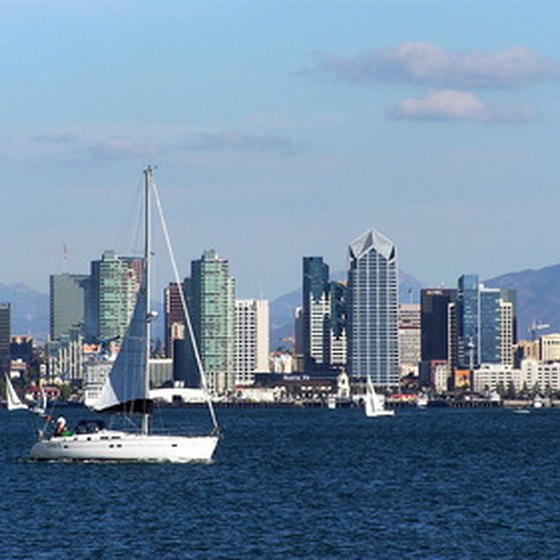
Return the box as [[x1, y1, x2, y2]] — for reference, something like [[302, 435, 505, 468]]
[[31, 167, 220, 462], [31, 387, 47, 415], [4, 374, 29, 411], [364, 376, 394, 418]]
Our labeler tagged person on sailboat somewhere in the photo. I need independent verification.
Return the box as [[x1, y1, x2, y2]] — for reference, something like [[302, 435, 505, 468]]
[[54, 416, 68, 436]]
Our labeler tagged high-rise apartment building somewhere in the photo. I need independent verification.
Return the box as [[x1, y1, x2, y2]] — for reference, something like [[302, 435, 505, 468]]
[[347, 228, 399, 387], [301, 257, 347, 373], [302, 257, 330, 372], [328, 280, 347, 368], [50, 273, 89, 340], [234, 299, 270, 385], [0, 303, 10, 375], [184, 249, 235, 394], [85, 250, 142, 342]]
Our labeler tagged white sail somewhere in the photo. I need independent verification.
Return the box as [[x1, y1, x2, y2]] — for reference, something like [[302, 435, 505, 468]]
[[93, 281, 148, 413], [364, 376, 394, 418], [5, 374, 28, 411]]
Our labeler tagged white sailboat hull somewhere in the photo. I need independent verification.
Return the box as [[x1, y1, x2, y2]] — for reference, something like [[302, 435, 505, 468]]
[[365, 402, 395, 418], [30, 430, 219, 463]]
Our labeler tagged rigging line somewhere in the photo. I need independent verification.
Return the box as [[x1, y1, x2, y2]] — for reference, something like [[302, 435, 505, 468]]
[[151, 180, 220, 432]]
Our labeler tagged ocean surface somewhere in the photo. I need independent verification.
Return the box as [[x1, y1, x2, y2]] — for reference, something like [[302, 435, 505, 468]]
[[2, 405, 560, 559]]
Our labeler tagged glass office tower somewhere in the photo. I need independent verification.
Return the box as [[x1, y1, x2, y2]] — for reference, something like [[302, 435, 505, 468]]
[[347, 228, 399, 387]]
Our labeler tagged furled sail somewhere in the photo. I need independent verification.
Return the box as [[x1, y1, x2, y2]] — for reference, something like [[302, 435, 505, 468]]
[[94, 280, 149, 413]]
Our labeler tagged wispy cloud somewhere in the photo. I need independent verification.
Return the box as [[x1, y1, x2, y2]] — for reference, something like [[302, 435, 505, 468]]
[[185, 131, 297, 155], [89, 137, 159, 160], [27, 132, 77, 144], [387, 90, 538, 123], [300, 43, 559, 89]]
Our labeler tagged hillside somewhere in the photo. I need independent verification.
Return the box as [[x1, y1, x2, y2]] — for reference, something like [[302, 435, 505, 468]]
[[0, 283, 49, 340], [484, 264, 560, 339]]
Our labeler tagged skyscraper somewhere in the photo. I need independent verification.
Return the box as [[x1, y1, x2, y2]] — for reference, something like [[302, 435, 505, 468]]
[[301, 257, 347, 373], [453, 275, 516, 371], [0, 303, 10, 375], [50, 273, 88, 340], [234, 299, 270, 385], [347, 228, 399, 387], [85, 250, 142, 342], [302, 257, 330, 372], [420, 288, 457, 362], [184, 249, 235, 394]]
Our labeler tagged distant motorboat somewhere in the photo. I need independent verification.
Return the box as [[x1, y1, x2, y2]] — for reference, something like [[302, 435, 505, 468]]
[[327, 395, 337, 410], [364, 377, 394, 418], [416, 393, 429, 408], [5, 374, 29, 412], [533, 396, 544, 409]]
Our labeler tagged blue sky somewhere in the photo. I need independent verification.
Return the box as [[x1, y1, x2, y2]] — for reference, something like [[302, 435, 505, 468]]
[[2, 0, 560, 300]]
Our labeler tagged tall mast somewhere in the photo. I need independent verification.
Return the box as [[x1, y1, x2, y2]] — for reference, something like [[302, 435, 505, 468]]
[[142, 166, 153, 435]]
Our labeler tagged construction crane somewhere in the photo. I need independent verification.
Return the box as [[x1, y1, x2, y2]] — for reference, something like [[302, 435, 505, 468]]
[[528, 321, 550, 341]]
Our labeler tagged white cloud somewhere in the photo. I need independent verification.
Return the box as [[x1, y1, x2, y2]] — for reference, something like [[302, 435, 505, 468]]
[[302, 43, 559, 88], [89, 137, 159, 160], [387, 90, 538, 123]]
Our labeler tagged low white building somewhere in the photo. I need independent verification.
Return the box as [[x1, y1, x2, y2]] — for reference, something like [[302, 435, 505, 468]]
[[474, 359, 560, 393]]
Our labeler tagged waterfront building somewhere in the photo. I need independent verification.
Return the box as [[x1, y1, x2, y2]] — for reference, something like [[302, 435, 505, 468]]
[[473, 359, 560, 394], [49, 273, 89, 340], [47, 329, 83, 382], [84, 250, 142, 342], [540, 333, 560, 362], [347, 228, 399, 388], [234, 299, 270, 385], [184, 249, 235, 394], [0, 303, 10, 375]]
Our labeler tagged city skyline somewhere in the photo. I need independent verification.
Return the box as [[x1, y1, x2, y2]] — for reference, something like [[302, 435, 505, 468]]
[[2, 1, 560, 301]]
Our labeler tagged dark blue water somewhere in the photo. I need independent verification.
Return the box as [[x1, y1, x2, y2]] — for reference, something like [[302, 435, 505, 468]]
[[2, 406, 560, 559]]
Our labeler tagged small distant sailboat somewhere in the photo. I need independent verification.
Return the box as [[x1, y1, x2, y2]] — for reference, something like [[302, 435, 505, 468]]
[[31, 387, 48, 415], [364, 376, 394, 418], [30, 167, 220, 462], [5, 374, 29, 411]]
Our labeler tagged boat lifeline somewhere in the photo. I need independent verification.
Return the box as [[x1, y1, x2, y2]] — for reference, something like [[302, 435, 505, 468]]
[[31, 167, 219, 462], [364, 376, 395, 418]]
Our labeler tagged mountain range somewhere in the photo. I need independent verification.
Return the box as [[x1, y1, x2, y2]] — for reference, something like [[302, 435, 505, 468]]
[[2, 263, 559, 346]]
